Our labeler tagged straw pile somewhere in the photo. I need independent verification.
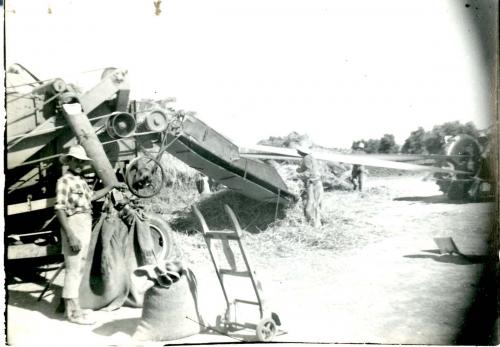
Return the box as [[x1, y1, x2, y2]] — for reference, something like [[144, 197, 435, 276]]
[[169, 189, 287, 234]]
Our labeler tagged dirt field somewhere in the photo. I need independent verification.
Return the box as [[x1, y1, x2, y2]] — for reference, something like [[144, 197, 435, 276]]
[[5, 174, 498, 346]]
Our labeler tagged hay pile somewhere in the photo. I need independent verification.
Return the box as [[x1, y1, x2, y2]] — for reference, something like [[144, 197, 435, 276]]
[[169, 190, 287, 234], [269, 150, 355, 194], [160, 152, 199, 188]]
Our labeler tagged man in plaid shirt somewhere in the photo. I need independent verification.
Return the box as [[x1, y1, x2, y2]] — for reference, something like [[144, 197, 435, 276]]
[[55, 145, 118, 325]]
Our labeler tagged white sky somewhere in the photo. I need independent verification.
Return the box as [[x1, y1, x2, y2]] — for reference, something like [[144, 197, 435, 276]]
[[4, 0, 493, 148]]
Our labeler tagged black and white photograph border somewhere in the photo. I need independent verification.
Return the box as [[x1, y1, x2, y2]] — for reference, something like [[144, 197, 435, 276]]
[[3, 0, 499, 346]]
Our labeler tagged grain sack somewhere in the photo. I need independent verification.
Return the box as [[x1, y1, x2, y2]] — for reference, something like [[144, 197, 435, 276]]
[[79, 208, 130, 311], [133, 266, 203, 341]]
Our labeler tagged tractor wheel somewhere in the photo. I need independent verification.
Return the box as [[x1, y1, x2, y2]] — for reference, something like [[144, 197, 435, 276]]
[[148, 214, 175, 260]]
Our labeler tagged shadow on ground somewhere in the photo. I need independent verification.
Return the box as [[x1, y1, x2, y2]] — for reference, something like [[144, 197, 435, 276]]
[[393, 195, 469, 204], [7, 288, 64, 320], [394, 195, 494, 204], [93, 317, 140, 336], [404, 249, 488, 265], [170, 190, 288, 233]]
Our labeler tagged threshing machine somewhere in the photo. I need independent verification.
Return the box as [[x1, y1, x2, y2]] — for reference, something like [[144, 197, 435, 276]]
[[6, 64, 295, 261]]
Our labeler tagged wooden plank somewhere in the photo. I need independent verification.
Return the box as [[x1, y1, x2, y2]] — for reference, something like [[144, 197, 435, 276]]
[[8, 198, 56, 215], [219, 270, 251, 277], [7, 243, 61, 260], [80, 70, 130, 113], [204, 231, 239, 240], [7, 116, 62, 169]]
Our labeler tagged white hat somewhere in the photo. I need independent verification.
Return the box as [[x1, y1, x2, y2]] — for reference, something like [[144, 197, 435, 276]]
[[60, 145, 93, 164]]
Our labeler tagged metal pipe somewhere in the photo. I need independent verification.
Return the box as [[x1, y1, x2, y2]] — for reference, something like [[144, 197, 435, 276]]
[[61, 103, 118, 186]]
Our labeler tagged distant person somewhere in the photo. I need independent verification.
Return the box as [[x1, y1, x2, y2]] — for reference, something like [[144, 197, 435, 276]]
[[195, 173, 212, 198], [467, 134, 492, 199], [296, 146, 323, 227], [351, 142, 368, 191]]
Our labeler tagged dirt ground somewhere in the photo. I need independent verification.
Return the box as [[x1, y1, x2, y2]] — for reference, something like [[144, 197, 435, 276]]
[[5, 175, 498, 346]]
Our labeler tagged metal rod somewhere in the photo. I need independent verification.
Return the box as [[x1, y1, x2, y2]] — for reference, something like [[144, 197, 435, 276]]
[[6, 92, 63, 128], [7, 80, 60, 103], [9, 154, 63, 169], [274, 188, 281, 221], [101, 138, 124, 146], [11, 230, 53, 238], [234, 298, 259, 306], [7, 80, 48, 89], [7, 124, 66, 142], [8, 112, 112, 144]]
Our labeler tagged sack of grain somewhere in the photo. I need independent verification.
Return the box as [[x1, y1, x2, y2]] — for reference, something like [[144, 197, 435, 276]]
[[133, 266, 204, 341]]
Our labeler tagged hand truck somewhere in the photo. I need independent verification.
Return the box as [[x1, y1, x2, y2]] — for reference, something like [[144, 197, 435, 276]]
[[192, 204, 283, 342]]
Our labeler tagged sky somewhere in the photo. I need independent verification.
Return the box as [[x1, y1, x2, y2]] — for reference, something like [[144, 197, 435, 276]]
[[4, 0, 495, 149]]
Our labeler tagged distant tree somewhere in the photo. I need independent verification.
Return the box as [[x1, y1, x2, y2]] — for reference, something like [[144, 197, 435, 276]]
[[352, 134, 398, 154], [258, 132, 312, 148], [402, 121, 480, 154], [378, 134, 400, 153], [351, 140, 366, 150], [401, 127, 426, 154], [364, 139, 381, 153], [258, 136, 287, 147], [283, 132, 312, 148]]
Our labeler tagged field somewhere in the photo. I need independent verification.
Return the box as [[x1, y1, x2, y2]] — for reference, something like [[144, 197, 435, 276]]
[[5, 173, 498, 346]]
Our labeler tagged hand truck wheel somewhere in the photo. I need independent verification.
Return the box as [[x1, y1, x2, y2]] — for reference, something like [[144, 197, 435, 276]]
[[215, 314, 227, 333], [256, 317, 277, 342]]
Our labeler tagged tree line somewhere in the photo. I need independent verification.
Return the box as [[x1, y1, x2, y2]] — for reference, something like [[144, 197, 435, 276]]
[[258, 121, 482, 155], [352, 121, 481, 154]]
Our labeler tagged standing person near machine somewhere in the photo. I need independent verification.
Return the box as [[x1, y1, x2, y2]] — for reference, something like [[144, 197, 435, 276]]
[[296, 146, 323, 228], [351, 142, 368, 191], [54, 145, 118, 325], [467, 133, 493, 200]]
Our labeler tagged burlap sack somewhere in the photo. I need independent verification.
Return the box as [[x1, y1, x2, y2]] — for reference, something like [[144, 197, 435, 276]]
[[79, 209, 130, 311], [133, 268, 203, 341]]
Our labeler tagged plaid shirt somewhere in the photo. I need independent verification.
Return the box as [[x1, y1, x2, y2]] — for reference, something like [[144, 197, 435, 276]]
[[54, 171, 93, 216]]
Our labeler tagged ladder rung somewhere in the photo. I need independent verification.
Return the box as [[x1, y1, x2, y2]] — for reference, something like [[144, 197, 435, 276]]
[[219, 269, 250, 277], [234, 298, 259, 306], [204, 231, 239, 240]]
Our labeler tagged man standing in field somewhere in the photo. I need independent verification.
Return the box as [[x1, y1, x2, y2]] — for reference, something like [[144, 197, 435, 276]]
[[296, 146, 323, 227], [351, 142, 367, 191], [55, 144, 117, 324]]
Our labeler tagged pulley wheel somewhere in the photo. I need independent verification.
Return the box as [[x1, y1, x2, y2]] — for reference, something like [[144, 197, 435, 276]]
[[145, 109, 169, 132], [125, 156, 165, 198]]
